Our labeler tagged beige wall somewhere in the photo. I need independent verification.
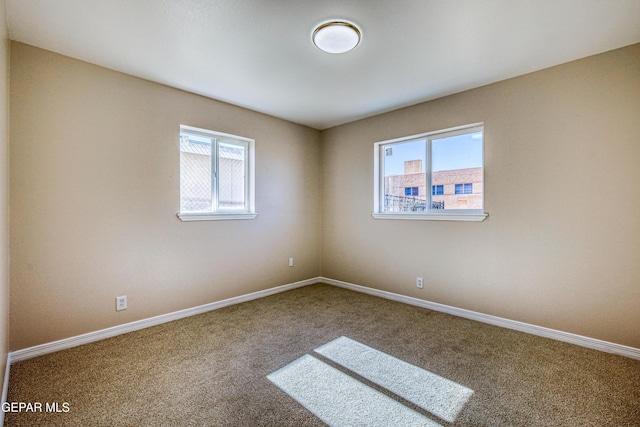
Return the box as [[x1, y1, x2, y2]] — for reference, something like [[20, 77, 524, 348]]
[[0, 0, 10, 389], [10, 43, 322, 350], [321, 44, 640, 348], [8, 40, 640, 352]]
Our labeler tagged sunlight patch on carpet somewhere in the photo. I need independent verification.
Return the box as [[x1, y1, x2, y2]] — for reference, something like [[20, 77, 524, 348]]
[[268, 354, 441, 427], [315, 336, 473, 423]]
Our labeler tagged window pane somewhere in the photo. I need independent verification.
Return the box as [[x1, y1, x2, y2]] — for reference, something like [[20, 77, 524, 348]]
[[383, 139, 426, 212], [180, 133, 212, 212], [431, 131, 483, 210], [218, 142, 246, 209]]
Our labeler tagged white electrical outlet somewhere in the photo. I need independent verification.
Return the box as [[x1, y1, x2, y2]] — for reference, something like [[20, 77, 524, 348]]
[[116, 295, 127, 311], [288, 257, 294, 267], [416, 277, 423, 289]]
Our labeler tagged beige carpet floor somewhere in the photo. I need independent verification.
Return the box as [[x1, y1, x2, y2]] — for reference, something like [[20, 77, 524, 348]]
[[5, 283, 640, 426]]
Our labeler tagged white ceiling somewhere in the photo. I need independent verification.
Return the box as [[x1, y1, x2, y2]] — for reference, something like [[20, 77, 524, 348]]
[[6, 0, 640, 130]]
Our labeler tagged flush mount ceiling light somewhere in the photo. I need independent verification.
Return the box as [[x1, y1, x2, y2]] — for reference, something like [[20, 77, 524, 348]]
[[312, 21, 361, 54]]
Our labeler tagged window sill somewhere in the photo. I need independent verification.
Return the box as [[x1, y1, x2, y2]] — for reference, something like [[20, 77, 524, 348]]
[[177, 212, 258, 222], [371, 212, 488, 222]]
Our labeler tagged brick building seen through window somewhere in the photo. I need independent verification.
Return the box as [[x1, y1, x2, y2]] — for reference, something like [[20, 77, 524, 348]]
[[384, 160, 483, 210]]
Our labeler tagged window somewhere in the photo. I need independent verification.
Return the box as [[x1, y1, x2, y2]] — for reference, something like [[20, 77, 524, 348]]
[[177, 125, 256, 221], [455, 183, 473, 194], [405, 187, 419, 196], [373, 123, 487, 221]]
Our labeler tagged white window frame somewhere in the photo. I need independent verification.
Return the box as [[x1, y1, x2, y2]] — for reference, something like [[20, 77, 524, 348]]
[[177, 125, 256, 221], [372, 123, 488, 222]]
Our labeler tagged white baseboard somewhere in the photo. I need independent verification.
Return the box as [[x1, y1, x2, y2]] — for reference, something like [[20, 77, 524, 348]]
[[9, 278, 319, 363], [320, 277, 640, 361], [9, 276, 640, 363], [1, 352, 11, 426]]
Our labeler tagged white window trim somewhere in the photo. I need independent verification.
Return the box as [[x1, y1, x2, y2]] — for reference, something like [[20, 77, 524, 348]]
[[372, 123, 488, 222], [371, 212, 487, 221], [177, 212, 258, 221], [177, 125, 257, 222]]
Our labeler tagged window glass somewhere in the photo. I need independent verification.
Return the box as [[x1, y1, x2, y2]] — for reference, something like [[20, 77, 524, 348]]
[[432, 131, 482, 210], [218, 142, 246, 209], [383, 139, 426, 212], [179, 126, 255, 220], [374, 124, 484, 218], [180, 133, 213, 212]]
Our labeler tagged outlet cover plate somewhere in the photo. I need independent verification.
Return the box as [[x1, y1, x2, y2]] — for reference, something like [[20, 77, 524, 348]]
[[116, 296, 127, 311]]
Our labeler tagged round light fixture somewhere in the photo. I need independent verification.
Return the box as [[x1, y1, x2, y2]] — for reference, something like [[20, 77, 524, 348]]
[[312, 21, 361, 54]]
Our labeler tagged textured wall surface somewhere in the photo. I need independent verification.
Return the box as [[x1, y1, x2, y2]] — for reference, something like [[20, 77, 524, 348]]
[[0, 0, 10, 392], [9, 41, 640, 352], [321, 44, 640, 348], [10, 43, 321, 350]]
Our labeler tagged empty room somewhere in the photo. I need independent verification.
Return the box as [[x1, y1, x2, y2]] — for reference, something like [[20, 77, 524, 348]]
[[1, 0, 639, 426]]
